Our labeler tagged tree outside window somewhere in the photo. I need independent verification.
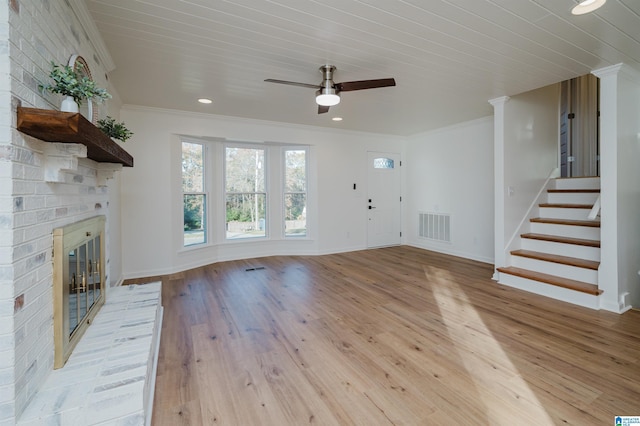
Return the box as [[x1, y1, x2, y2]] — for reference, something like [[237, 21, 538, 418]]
[[182, 142, 206, 246], [284, 149, 307, 237], [225, 146, 266, 239]]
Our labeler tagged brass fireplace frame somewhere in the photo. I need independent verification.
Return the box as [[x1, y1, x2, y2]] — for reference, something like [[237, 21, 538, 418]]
[[53, 215, 106, 369]]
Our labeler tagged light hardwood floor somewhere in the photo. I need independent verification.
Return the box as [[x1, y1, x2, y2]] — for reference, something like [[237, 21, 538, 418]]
[[145, 246, 640, 425]]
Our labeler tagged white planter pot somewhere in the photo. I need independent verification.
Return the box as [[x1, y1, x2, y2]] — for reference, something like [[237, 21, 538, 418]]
[[61, 96, 79, 113]]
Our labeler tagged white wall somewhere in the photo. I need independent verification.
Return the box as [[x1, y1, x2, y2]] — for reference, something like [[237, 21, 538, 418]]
[[502, 84, 559, 249], [119, 106, 404, 279], [104, 88, 124, 287], [404, 117, 494, 263], [0, 1, 121, 422], [488, 83, 560, 276]]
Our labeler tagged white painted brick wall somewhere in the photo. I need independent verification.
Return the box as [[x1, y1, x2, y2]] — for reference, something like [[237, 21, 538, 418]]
[[0, 0, 16, 423], [0, 1, 121, 424]]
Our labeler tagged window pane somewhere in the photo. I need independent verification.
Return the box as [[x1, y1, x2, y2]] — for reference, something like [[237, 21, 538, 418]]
[[182, 143, 204, 192], [285, 193, 306, 237], [225, 147, 265, 193], [373, 157, 394, 169], [285, 150, 306, 192], [184, 194, 206, 246], [226, 193, 266, 239]]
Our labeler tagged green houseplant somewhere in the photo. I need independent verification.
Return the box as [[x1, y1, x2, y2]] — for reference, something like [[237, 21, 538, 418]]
[[39, 62, 111, 107], [97, 116, 134, 142]]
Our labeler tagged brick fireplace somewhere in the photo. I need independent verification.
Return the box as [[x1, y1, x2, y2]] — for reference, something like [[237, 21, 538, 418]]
[[0, 1, 128, 424]]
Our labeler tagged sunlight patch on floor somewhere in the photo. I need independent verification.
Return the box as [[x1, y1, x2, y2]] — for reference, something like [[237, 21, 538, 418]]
[[426, 265, 555, 425]]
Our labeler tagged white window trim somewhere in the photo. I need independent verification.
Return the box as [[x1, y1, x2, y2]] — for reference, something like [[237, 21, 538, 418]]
[[180, 138, 210, 250], [223, 143, 269, 241], [283, 146, 309, 239]]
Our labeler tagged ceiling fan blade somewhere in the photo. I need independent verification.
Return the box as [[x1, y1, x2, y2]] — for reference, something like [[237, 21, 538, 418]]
[[336, 78, 396, 92], [264, 79, 320, 89], [318, 105, 330, 114]]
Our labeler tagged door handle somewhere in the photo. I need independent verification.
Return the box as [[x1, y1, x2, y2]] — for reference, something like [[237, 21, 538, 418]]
[[368, 206, 376, 209]]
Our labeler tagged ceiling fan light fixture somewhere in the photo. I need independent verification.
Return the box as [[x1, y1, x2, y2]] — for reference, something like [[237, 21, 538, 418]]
[[315, 88, 340, 106], [265, 65, 394, 114], [571, 0, 606, 15]]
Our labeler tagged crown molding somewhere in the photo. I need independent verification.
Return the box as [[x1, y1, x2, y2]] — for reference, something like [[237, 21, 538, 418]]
[[593, 63, 640, 84], [488, 96, 510, 107], [592, 63, 624, 79], [68, 0, 115, 72]]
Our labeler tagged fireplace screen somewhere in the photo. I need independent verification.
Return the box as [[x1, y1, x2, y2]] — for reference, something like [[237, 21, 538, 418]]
[[53, 216, 106, 368]]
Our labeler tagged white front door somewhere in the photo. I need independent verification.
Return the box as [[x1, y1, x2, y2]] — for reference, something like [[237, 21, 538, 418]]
[[367, 151, 401, 248]]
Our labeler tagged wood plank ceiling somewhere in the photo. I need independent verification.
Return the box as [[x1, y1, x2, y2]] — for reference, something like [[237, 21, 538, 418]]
[[84, 0, 640, 136]]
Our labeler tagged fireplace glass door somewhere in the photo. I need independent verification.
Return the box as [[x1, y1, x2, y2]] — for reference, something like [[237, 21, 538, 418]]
[[54, 215, 106, 368], [68, 234, 101, 335]]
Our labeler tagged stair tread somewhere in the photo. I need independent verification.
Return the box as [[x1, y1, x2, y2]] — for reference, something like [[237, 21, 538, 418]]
[[548, 189, 600, 193], [497, 266, 603, 296], [530, 217, 600, 227], [539, 203, 593, 209], [521, 233, 600, 248], [510, 249, 600, 270]]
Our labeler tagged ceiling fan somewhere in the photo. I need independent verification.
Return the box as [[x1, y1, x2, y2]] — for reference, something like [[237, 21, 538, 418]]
[[265, 65, 396, 114]]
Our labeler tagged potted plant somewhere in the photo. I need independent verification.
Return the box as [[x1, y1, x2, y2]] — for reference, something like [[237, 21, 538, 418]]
[[97, 116, 134, 142], [39, 62, 111, 112]]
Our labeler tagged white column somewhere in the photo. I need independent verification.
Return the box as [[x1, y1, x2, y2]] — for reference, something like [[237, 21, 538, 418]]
[[592, 64, 621, 312], [592, 63, 640, 312], [489, 96, 510, 280]]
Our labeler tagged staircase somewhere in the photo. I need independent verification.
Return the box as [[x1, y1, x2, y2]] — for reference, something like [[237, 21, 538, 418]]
[[498, 177, 602, 309]]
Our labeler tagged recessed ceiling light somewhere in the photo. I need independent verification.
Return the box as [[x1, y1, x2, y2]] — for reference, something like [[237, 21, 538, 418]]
[[332, 117, 343, 121], [198, 98, 213, 104], [571, 0, 606, 15]]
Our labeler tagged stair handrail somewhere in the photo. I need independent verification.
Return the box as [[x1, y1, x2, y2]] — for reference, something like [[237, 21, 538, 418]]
[[588, 194, 601, 220], [503, 168, 560, 261]]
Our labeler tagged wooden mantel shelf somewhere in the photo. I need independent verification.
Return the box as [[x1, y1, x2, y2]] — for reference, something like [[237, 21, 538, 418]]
[[17, 107, 134, 167]]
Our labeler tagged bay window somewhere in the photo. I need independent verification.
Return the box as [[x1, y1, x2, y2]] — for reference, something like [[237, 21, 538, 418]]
[[179, 139, 309, 247]]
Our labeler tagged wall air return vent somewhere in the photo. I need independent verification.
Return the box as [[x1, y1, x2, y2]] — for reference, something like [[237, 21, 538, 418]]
[[418, 212, 451, 243]]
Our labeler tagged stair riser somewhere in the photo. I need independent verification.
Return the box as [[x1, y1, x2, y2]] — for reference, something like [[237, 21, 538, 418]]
[[553, 177, 600, 190], [538, 207, 592, 220], [510, 256, 598, 284], [530, 222, 601, 240], [520, 239, 600, 262], [498, 273, 600, 309], [547, 192, 600, 204]]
